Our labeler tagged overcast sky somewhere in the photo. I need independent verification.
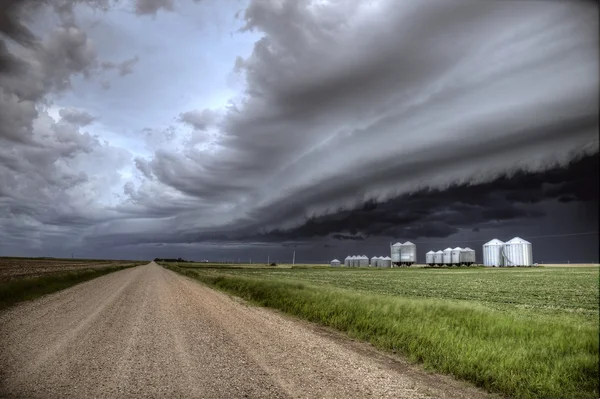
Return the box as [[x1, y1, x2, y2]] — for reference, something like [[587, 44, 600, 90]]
[[1, 0, 598, 263]]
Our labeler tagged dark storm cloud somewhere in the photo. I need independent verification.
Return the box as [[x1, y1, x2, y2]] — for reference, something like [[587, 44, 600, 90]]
[[1, 0, 598, 259], [120, 0, 597, 247]]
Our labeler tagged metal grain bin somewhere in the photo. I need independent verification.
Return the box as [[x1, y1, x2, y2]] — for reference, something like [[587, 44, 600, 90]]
[[451, 247, 462, 265], [344, 256, 351, 267], [442, 248, 453, 265], [350, 255, 357, 267], [434, 250, 444, 265], [359, 255, 369, 267], [380, 256, 392, 268], [460, 247, 476, 265], [391, 242, 402, 265], [483, 239, 504, 267], [330, 259, 341, 267], [502, 237, 533, 266], [399, 241, 417, 265], [371, 256, 379, 267], [425, 251, 436, 266]]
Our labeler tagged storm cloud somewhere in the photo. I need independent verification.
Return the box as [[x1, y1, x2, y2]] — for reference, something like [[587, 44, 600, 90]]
[[0, 0, 598, 261]]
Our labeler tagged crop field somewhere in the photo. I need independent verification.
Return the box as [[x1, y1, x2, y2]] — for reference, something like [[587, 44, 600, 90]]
[[0, 257, 143, 282], [165, 264, 599, 399], [0, 257, 146, 310]]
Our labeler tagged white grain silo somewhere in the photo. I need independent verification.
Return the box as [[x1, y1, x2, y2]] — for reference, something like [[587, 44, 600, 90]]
[[359, 255, 369, 267], [352, 255, 359, 267], [399, 241, 417, 265], [483, 239, 504, 267], [451, 247, 462, 265], [330, 259, 341, 267], [391, 242, 402, 266], [502, 237, 533, 266], [460, 247, 476, 266], [381, 256, 392, 268], [344, 256, 351, 267], [425, 251, 435, 266], [442, 248, 453, 265], [434, 250, 444, 265], [370, 256, 379, 267]]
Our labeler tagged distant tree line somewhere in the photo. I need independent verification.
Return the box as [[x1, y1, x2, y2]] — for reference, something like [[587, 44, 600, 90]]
[[153, 258, 190, 262]]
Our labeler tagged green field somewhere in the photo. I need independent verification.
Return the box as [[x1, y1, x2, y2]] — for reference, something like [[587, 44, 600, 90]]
[[164, 263, 599, 399]]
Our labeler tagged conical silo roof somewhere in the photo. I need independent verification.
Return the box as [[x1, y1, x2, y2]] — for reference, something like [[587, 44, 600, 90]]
[[426, 250, 435, 254], [453, 247, 462, 250], [506, 237, 531, 244], [484, 239, 504, 246]]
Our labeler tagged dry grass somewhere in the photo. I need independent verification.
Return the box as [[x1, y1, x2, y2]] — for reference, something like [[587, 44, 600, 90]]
[[0, 257, 144, 282]]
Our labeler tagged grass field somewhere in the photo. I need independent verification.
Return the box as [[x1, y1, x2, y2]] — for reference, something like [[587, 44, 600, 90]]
[[0, 258, 146, 310], [163, 263, 599, 399]]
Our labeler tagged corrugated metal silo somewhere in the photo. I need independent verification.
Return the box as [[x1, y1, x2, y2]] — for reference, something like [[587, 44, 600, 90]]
[[502, 237, 533, 266], [330, 259, 341, 267], [483, 239, 504, 266], [434, 250, 444, 265], [351, 255, 358, 267], [391, 242, 402, 265], [442, 248, 453, 265], [425, 251, 435, 266], [399, 241, 417, 265], [344, 256, 351, 267], [359, 255, 369, 267], [460, 247, 476, 265], [451, 247, 462, 265], [370, 256, 379, 267], [381, 256, 392, 268]]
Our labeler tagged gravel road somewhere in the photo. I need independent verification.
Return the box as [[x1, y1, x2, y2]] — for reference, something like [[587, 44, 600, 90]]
[[0, 262, 490, 399]]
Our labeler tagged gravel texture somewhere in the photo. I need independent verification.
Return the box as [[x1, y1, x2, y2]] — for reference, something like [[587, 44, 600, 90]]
[[0, 262, 491, 399]]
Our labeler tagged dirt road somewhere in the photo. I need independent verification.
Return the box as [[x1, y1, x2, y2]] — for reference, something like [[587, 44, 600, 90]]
[[0, 263, 489, 399]]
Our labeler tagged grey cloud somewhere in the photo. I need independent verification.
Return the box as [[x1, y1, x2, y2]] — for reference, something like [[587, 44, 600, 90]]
[[134, 157, 153, 180], [179, 109, 217, 131], [101, 55, 140, 76], [135, 0, 175, 15], [134, 0, 202, 15], [59, 108, 96, 126]]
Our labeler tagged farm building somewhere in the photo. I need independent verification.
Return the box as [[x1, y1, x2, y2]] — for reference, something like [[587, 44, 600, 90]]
[[370, 256, 379, 267], [502, 237, 533, 266], [442, 248, 453, 265], [483, 239, 504, 266], [434, 250, 444, 265], [330, 259, 341, 267], [380, 256, 392, 268], [425, 251, 436, 265], [451, 247, 462, 265], [391, 242, 402, 264], [399, 241, 417, 266], [460, 248, 476, 265], [358, 255, 369, 267], [344, 256, 351, 267]]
